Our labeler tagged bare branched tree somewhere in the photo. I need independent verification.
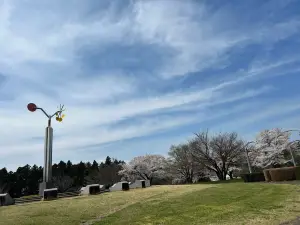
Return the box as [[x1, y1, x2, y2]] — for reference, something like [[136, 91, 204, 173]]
[[52, 176, 73, 192], [97, 165, 123, 185], [167, 144, 203, 183], [85, 170, 102, 185], [190, 130, 245, 180]]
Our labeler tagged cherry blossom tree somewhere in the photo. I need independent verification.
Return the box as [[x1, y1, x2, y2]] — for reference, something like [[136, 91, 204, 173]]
[[189, 131, 245, 180], [118, 154, 167, 185], [251, 128, 291, 168]]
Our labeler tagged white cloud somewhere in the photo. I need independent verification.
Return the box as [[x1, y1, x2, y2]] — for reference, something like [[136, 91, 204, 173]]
[[169, 85, 274, 113], [130, 1, 300, 78], [131, 0, 240, 77], [213, 99, 300, 131], [248, 56, 300, 75], [0, 77, 253, 147], [0, 0, 299, 171]]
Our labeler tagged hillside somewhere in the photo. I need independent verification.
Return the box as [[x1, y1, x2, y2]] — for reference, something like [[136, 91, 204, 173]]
[[1, 183, 299, 225]]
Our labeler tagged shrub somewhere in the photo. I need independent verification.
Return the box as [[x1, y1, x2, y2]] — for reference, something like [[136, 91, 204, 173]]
[[268, 167, 296, 182], [196, 176, 211, 182], [263, 169, 271, 182], [295, 166, 300, 180], [241, 173, 265, 182]]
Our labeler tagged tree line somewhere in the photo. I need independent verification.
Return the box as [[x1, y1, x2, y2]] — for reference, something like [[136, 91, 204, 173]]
[[119, 129, 300, 184], [1, 128, 300, 197], [0, 156, 124, 198]]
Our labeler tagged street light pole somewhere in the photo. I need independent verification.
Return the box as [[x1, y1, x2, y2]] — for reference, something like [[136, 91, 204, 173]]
[[283, 129, 300, 167], [27, 103, 65, 196], [286, 140, 300, 167], [244, 141, 254, 174]]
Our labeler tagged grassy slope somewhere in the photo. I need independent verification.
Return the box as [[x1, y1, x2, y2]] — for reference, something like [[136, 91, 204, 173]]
[[0, 185, 210, 225], [96, 183, 300, 225], [1, 183, 300, 225]]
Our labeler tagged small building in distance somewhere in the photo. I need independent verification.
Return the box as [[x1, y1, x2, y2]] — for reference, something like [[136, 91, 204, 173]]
[[80, 184, 104, 195], [129, 180, 147, 189], [109, 181, 130, 192]]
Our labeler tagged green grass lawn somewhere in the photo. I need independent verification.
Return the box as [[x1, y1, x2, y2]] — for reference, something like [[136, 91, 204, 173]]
[[1, 182, 300, 225]]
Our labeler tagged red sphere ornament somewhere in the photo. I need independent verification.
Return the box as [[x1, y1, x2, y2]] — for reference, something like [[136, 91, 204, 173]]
[[27, 103, 37, 112]]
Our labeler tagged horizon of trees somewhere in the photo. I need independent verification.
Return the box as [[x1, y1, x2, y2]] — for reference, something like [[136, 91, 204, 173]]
[[1, 128, 300, 198], [0, 156, 124, 198], [119, 128, 300, 184]]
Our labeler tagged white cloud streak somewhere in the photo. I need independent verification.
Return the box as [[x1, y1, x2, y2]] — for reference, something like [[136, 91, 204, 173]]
[[0, 0, 299, 170]]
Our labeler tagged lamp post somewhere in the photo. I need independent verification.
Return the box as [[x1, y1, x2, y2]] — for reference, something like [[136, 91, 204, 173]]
[[27, 103, 65, 196], [287, 140, 299, 167], [244, 141, 254, 174], [283, 129, 300, 167]]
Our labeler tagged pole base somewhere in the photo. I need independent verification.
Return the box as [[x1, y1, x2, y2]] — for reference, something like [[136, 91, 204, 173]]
[[39, 182, 54, 196]]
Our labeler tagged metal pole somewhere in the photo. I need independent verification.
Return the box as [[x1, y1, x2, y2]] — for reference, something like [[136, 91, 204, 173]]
[[29, 104, 64, 196], [245, 141, 253, 174], [287, 140, 298, 167], [283, 130, 300, 167], [44, 121, 53, 183], [40, 110, 61, 184], [245, 148, 252, 174], [289, 147, 296, 166]]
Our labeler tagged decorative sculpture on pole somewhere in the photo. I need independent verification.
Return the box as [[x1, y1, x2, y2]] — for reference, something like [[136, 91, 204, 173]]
[[27, 103, 66, 196]]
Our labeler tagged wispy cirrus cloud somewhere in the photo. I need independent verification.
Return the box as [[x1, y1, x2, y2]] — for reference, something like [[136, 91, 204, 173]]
[[0, 0, 299, 171]]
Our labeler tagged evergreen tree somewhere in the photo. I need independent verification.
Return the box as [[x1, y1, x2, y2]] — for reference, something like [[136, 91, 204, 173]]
[[91, 160, 99, 171], [105, 156, 112, 166]]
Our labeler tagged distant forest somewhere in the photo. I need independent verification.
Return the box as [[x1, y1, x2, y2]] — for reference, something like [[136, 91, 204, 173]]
[[0, 156, 124, 198]]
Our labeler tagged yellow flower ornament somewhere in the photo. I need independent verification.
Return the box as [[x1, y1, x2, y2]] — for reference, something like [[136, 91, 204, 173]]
[[55, 104, 66, 122]]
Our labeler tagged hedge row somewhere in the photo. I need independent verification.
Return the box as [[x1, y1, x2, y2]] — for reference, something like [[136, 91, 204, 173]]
[[242, 166, 300, 183], [263, 166, 300, 182], [241, 173, 265, 182]]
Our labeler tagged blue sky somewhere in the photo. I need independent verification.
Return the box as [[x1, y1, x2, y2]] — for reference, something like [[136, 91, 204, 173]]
[[0, 0, 300, 171]]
